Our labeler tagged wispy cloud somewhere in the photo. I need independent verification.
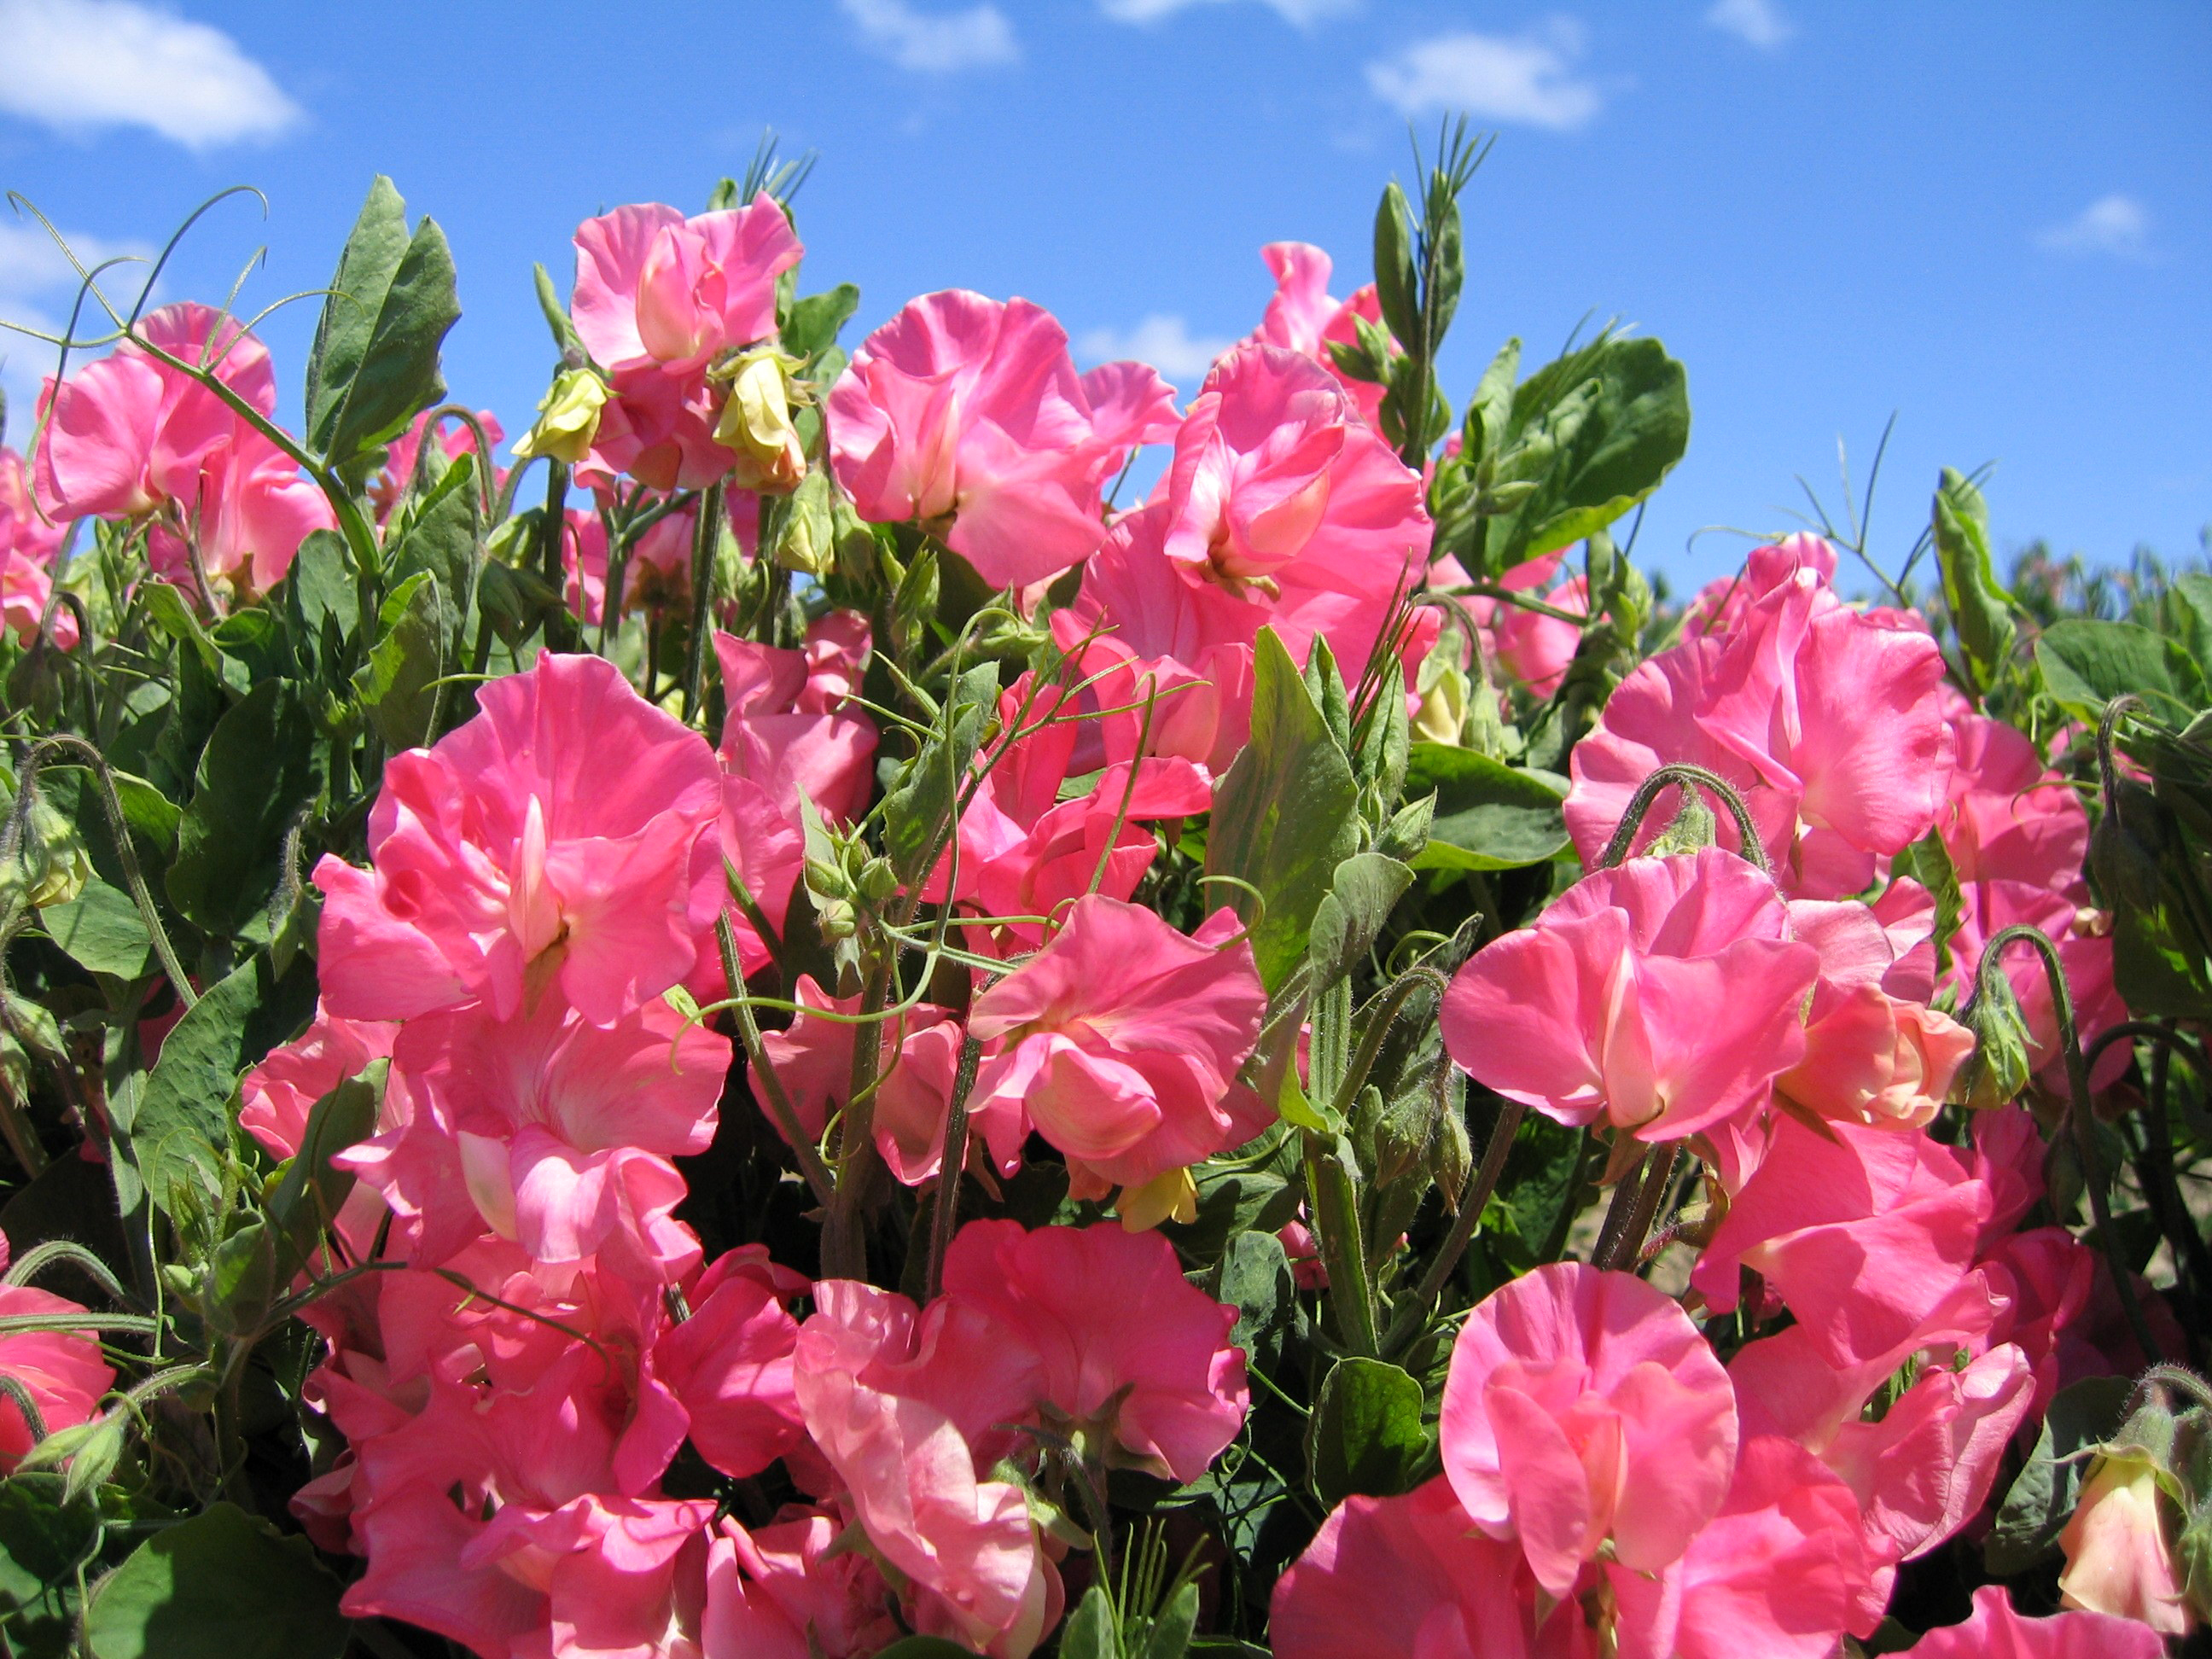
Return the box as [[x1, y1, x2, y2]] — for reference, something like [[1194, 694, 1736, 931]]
[[2035, 195, 2153, 262], [840, 0, 1019, 72], [1705, 0, 1791, 50], [0, 220, 155, 437], [1365, 21, 1603, 131], [0, 0, 300, 149], [1098, 0, 1357, 26], [1078, 315, 1232, 388]]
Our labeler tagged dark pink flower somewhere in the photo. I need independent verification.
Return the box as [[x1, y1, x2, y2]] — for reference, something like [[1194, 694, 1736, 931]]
[[704, 1511, 903, 1659], [969, 896, 1268, 1209], [1441, 849, 1819, 1144], [1901, 1585, 2164, 1657], [314, 651, 724, 1024], [1248, 241, 1389, 426], [0, 1236, 115, 1471], [829, 289, 1175, 588], [1438, 1262, 1738, 1598], [1270, 1478, 1547, 1659], [650, 1246, 807, 1481], [937, 1220, 1248, 1482], [1568, 558, 1953, 896]]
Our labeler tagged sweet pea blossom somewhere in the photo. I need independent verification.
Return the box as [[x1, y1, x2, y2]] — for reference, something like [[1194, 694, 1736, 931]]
[[1247, 241, 1389, 426], [1, 446, 71, 647], [792, 1281, 1061, 1659], [313, 650, 724, 1025], [1438, 1262, 1739, 1599], [828, 289, 1177, 589], [1441, 848, 1819, 1145], [1269, 1479, 1547, 1659], [703, 1511, 904, 1659], [968, 896, 1269, 1218], [573, 199, 800, 375], [1902, 1585, 2165, 1658], [937, 1220, 1248, 1482], [0, 1237, 115, 1471], [1567, 544, 1953, 895]]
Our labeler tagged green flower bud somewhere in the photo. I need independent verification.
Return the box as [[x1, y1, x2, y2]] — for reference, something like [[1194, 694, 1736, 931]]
[[1, 772, 92, 913], [1951, 969, 2034, 1111]]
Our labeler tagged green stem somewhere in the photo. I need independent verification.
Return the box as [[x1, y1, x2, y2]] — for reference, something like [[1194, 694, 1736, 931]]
[[717, 917, 835, 1208], [1592, 1143, 1681, 1272], [1384, 1095, 1523, 1355], [681, 483, 725, 725], [1305, 1133, 1379, 1357], [1598, 762, 1769, 876], [822, 952, 892, 1282], [923, 1032, 985, 1300], [1981, 924, 2164, 1364]]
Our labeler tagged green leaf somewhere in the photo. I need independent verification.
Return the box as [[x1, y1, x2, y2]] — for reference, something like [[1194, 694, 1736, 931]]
[[1371, 183, 1419, 351], [2037, 619, 2206, 725], [352, 572, 445, 750], [36, 881, 155, 980], [1308, 1356, 1430, 1508], [1206, 628, 1363, 989], [166, 680, 323, 938], [1406, 745, 1569, 871], [138, 582, 223, 679], [783, 283, 860, 363], [0, 1475, 97, 1615], [1213, 1227, 1296, 1368], [870, 1641, 981, 1659], [1487, 336, 1691, 572], [1059, 1586, 1121, 1659], [1892, 830, 1965, 977], [1931, 467, 2016, 696], [266, 1068, 381, 1260], [532, 262, 587, 361], [83, 1503, 346, 1659], [883, 662, 999, 887], [1985, 1374, 2135, 1575], [128, 956, 308, 1214], [1141, 1582, 1200, 1659], [306, 176, 461, 471], [383, 451, 481, 662], [1307, 852, 1413, 989]]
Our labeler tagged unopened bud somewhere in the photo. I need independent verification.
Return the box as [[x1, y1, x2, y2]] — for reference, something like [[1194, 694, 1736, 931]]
[[712, 348, 806, 495], [1952, 969, 2034, 1111], [513, 368, 608, 465], [1, 773, 91, 912], [1413, 653, 1469, 746]]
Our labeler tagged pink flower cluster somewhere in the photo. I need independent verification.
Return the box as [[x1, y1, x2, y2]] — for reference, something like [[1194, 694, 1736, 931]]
[[1273, 1260, 2151, 1658], [248, 648, 1250, 1658], [0, 442, 68, 647]]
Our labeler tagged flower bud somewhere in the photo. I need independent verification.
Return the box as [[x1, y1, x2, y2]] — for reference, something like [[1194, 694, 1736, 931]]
[[1951, 969, 2034, 1111], [1412, 652, 1469, 745], [712, 347, 806, 495], [2059, 1448, 2194, 1635], [512, 368, 608, 465], [1, 772, 92, 912]]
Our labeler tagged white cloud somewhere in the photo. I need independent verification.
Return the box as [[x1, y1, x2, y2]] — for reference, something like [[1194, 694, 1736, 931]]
[[2035, 195, 2152, 262], [1365, 21, 1603, 131], [0, 0, 300, 149], [1705, 0, 1791, 49], [840, 0, 1019, 72], [1099, 0, 1357, 26], [1077, 314, 1233, 387]]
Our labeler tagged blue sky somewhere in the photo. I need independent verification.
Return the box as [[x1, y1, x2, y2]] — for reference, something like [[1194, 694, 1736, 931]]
[[0, 0, 2204, 591]]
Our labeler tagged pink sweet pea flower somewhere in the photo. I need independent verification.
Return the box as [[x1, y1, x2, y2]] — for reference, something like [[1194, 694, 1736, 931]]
[[713, 631, 878, 824], [1248, 241, 1389, 426], [1902, 1584, 2165, 1658], [829, 289, 1175, 590], [1161, 343, 1426, 594], [704, 1511, 904, 1659], [1567, 553, 1953, 896], [754, 975, 1006, 1188], [313, 650, 724, 1025], [1438, 1262, 1738, 1599], [649, 1246, 807, 1481], [1, 446, 72, 647], [1441, 848, 1819, 1145], [1678, 533, 1838, 639], [143, 424, 335, 598], [1777, 894, 1974, 1130], [586, 362, 738, 492], [792, 1281, 1062, 1659], [1694, 1115, 1994, 1370], [968, 896, 1269, 1208], [0, 1237, 117, 1471], [1940, 695, 2090, 894], [1609, 1435, 1888, 1659], [937, 1220, 1248, 1482], [1270, 1477, 1548, 1659], [34, 301, 275, 521], [572, 199, 800, 375]]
